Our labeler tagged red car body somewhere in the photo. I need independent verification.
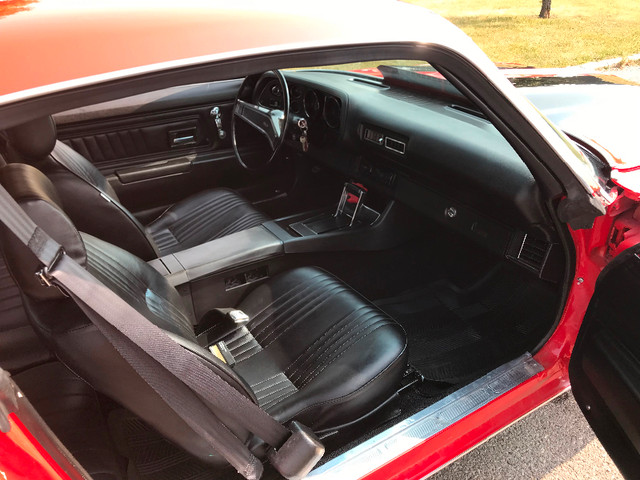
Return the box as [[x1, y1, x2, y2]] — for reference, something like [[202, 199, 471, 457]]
[[1, 1, 639, 479]]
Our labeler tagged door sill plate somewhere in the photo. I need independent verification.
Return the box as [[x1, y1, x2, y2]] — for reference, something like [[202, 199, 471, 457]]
[[306, 353, 543, 479]]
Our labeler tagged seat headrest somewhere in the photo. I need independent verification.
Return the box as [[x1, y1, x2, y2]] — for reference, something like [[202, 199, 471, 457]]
[[5, 116, 57, 163], [0, 163, 86, 301]]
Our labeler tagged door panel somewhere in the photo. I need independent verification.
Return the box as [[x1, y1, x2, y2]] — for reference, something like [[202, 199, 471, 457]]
[[63, 113, 208, 169], [54, 81, 293, 220], [58, 104, 226, 173], [569, 243, 640, 478]]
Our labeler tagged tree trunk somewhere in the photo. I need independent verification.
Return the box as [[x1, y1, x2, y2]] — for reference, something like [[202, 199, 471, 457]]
[[539, 0, 551, 18]]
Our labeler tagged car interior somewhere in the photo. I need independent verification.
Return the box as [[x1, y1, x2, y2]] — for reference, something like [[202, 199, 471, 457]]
[[0, 61, 586, 479]]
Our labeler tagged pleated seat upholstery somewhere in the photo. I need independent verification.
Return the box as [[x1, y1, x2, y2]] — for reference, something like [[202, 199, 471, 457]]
[[145, 188, 268, 256], [226, 267, 407, 430]]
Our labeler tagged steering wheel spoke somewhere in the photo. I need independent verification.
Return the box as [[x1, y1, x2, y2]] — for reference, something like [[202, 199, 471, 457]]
[[232, 70, 290, 171], [234, 99, 283, 150]]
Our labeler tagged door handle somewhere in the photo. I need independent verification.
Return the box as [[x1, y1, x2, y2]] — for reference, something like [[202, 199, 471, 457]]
[[172, 135, 196, 146], [169, 126, 198, 147]]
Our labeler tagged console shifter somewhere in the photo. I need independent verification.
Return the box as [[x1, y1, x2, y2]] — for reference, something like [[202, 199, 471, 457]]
[[335, 182, 367, 226], [289, 182, 377, 236]]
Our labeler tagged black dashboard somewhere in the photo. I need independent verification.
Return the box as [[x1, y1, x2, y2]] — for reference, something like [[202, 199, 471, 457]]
[[257, 69, 560, 279]]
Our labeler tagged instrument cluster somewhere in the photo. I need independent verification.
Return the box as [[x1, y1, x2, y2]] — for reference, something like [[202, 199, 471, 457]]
[[258, 79, 342, 131]]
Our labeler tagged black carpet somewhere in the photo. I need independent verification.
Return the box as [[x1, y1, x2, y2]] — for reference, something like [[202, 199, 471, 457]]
[[108, 410, 236, 480], [375, 264, 559, 384]]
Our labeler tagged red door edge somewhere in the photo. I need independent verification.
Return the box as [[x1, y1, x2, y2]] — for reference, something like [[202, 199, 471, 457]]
[[0, 413, 71, 480]]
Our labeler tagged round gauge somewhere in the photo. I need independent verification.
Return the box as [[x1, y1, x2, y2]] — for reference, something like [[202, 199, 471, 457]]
[[291, 85, 303, 100], [270, 83, 282, 96], [323, 96, 341, 129], [304, 90, 321, 118], [290, 101, 302, 114]]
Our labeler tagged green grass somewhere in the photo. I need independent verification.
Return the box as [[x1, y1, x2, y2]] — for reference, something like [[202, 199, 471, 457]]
[[404, 0, 640, 68]]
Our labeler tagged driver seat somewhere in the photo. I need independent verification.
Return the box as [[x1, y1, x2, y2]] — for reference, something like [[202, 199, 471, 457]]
[[3, 116, 269, 260]]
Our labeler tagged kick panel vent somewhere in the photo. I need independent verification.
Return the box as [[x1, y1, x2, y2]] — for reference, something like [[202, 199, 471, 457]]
[[507, 232, 560, 281], [518, 235, 550, 271]]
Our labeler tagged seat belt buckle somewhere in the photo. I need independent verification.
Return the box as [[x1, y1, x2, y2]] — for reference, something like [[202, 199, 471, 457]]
[[228, 309, 250, 325], [208, 341, 236, 367], [35, 247, 66, 292], [268, 421, 324, 480]]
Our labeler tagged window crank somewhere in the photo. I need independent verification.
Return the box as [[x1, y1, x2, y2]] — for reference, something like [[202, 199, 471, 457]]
[[210, 106, 226, 140]]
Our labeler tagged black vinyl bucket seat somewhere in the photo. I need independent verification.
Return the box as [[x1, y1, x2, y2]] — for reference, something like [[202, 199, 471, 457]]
[[3, 116, 268, 260], [0, 163, 407, 467]]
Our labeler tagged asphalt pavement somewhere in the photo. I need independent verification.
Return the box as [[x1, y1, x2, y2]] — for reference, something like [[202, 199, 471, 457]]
[[430, 392, 622, 480]]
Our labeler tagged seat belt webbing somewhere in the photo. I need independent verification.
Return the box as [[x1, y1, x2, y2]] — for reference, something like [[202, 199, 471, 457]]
[[0, 185, 312, 480]]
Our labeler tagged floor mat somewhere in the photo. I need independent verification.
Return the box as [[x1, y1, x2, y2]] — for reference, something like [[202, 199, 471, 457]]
[[108, 410, 239, 480], [375, 264, 559, 384]]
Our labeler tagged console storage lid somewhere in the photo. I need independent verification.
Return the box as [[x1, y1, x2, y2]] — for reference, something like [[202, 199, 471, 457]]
[[148, 226, 283, 286]]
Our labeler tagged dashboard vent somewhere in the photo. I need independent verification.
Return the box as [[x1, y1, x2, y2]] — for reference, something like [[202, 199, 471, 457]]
[[516, 234, 551, 272], [385, 137, 406, 155]]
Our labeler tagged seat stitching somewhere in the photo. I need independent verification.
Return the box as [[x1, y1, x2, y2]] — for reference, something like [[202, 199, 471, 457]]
[[249, 372, 285, 387], [285, 305, 371, 377], [226, 335, 254, 349], [151, 193, 240, 241], [287, 311, 382, 383], [210, 212, 266, 240], [235, 348, 262, 363], [169, 194, 241, 239], [245, 272, 329, 330], [255, 286, 340, 344], [298, 320, 390, 388], [258, 284, 347, 347], [291, 314, 387, 385], [250, 278, 341, 341], [261, 389, 298, 410], [230, 343, 262, 359], [254, 381, 295, 397]]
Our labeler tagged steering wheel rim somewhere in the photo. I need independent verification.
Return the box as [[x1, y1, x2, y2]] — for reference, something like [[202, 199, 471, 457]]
[[231, 70, 290, 172]]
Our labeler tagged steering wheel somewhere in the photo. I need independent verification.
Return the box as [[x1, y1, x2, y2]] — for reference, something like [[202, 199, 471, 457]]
[[232, 70, 290, 171]]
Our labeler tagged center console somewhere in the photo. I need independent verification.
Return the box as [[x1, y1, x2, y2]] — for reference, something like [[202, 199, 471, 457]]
[[148, 181, 420, 322], [288, 183, 379, 236]]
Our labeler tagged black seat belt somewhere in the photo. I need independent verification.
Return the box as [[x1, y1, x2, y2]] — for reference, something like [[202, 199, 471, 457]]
[[0, 184, 323, 480]]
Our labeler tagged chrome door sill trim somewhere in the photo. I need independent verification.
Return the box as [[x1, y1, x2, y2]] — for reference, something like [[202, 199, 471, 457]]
[[306, 353, 543, 479]]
